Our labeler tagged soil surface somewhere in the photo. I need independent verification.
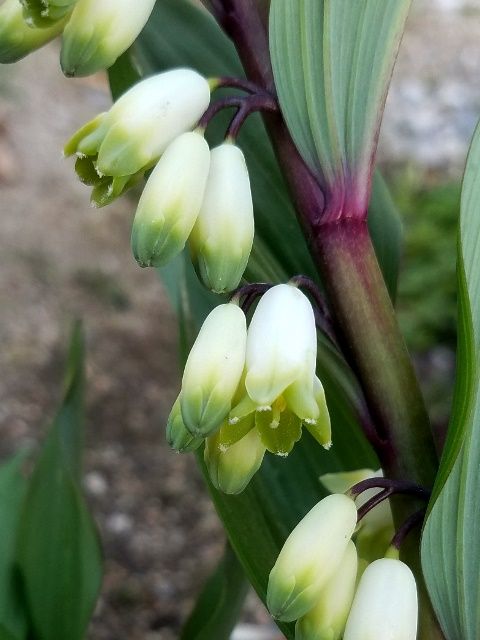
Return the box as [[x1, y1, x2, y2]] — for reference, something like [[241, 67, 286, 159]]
[[0, 1, 478, 638]]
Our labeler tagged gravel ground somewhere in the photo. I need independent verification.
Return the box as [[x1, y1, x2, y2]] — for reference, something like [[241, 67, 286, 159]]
[[0, 1, 478, 638]]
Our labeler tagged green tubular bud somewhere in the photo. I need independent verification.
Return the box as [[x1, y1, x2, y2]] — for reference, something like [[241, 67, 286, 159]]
[[295, 541, 358, 640], [60, 0, 156, 77], [343, 559, 418, 640], [204, 422, 265, 495], [189, 142, 254, 294], [267, 494, 357, 622], [0, 0, 67, 64], [20, 0, 76, 27], [131, 132, 210, 268], [180, 303, 247, 437], [166, 398, 203, 453]]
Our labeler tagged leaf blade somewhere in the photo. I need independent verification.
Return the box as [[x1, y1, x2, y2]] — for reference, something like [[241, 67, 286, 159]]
[[421, 120, 480, 639]]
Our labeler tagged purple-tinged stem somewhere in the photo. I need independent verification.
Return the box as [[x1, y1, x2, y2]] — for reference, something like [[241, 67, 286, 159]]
[[215, 76, 265, 94], [350, 477, 431, 501], [198, 96, 243, 130], [391, 509, 426, 551], [227, 92, 278, 140], [357, 488, 393, 523]]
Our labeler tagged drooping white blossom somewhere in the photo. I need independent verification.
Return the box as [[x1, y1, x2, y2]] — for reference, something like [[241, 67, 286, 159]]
[[0, 0, 67, 64], [343, 558, 418, 640], [267, 494, 357, 622], [189, 142, 254, 294], [132, 131, 210, 267], [60, 0, 156, 77], [179, 303, 247, 437], [64, 69, 211, 207]]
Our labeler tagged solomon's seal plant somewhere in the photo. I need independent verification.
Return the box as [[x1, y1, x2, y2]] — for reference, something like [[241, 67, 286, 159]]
[[1, 1, 480, 639]]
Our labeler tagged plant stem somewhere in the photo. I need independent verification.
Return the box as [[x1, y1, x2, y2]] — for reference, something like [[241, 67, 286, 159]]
[[314, 220, 438, 488]]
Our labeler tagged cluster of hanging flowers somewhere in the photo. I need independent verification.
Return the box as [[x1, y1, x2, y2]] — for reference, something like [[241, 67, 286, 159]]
[[168, 283, 332, 494], [267, 485, 418, 640], [0, 0, 156, 75], [64, 67, 255, 293]]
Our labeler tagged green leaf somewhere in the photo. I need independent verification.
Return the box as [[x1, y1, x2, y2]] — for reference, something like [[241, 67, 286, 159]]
[[421, 121, 480, 639], [0, 453, 28, 640], [0, 624, 21, 640], [269, 0, 411, 215], [16, 323, 103, 640], [180, 544, 249, 640]]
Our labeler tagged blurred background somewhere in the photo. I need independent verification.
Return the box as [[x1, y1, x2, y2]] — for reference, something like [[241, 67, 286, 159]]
[[0, 0, 479, 637]]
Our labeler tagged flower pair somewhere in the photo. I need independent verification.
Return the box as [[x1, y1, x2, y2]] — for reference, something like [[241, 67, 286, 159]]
[[167, 283, 332, 494], [267, 493, 418, 640], [0, 0, 156, 77], [132, 132, 255, 294]]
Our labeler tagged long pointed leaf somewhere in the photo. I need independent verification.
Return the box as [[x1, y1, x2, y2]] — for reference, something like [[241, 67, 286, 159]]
[[16, 324, 103, 640], [421, 121, 480, 640]]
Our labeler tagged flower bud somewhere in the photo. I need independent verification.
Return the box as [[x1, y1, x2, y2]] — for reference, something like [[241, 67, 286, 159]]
[[267, 494, 357, 622], [131, 132, 210, 268], [0, 0, 67, 64], [64, 69, 211, 207], [343, 558, 418, 640], [295, 540, 358, 640], [205, 422, 265, 494], [189, 142, 254, 294], [180, 303, 247, 437], [320, 468, 394, 563], [20, 0, 76, 27], [166, 398, 203, 453], [230, 284, 331, 452], [60, 0, 156, 77]]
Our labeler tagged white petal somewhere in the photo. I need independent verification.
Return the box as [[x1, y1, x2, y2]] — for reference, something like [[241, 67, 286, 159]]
[[343, 558, 418, 640], [189, 142, 254, 293], [245, 284, 317, 407], [181, 303, 247, 436], [132, 132, 210, 267], [267, 493, 357, 622]]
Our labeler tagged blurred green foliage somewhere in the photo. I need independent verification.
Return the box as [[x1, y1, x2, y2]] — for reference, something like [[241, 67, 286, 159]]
[[394, 173, 460, 353]]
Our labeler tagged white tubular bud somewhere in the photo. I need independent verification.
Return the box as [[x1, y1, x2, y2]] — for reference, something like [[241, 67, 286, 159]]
[[180, 303, 247, 437], [60, 0, 156, 77], [267, 494, 358, 622], [0, 0, 67, 64], [295, 540, 358, 640], [343, 558, 418, 640], [189, 142, 254, 294], [131, 132, 210, 268]]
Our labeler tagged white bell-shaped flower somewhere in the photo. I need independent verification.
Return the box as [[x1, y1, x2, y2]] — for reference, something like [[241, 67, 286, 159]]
[[267, 494, 357, 622], [20, 0, 77, 27], [64, 69, 211, 207], [295, 540, 358, 640], [60, 0, 156, 77], [230, 284, 331, 453], [343, 558, 418, 640], [179, 303, 247, 437], [0, 0, 67, 64], [189, 142, 254, 294], [132, 131, 210, 268]]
